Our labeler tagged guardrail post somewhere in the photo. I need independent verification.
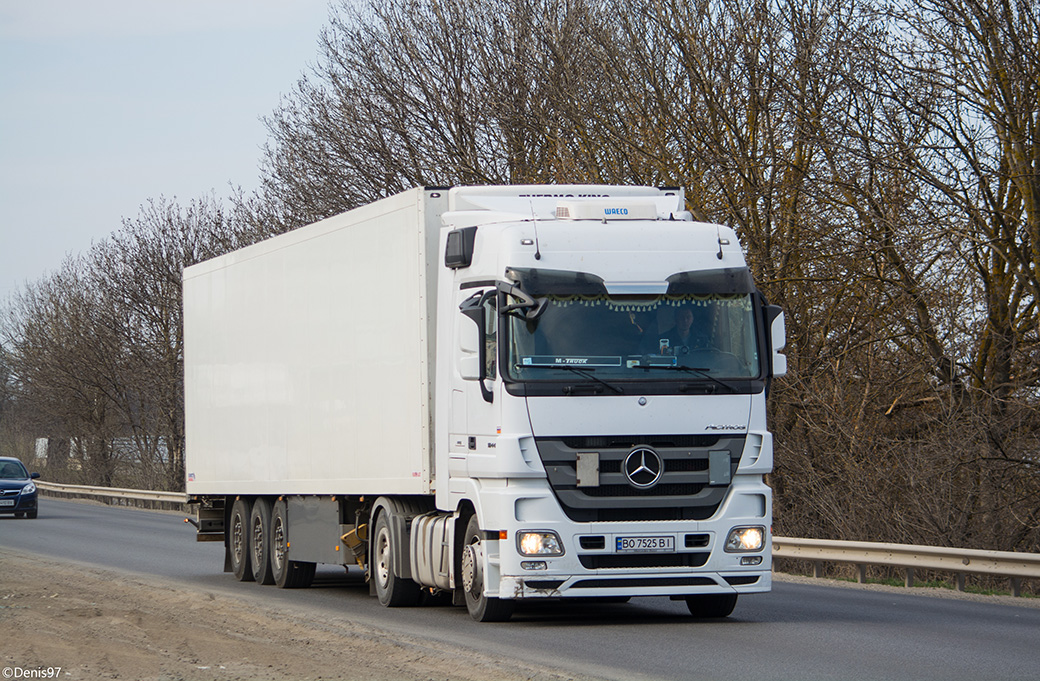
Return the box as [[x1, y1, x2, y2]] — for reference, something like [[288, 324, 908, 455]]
[[857, 564, 866, 584], [904, 568, 914, 588], [955, 573, 965, 592], [1011, 578, 1021, 597], [813, 561, 824, 578]]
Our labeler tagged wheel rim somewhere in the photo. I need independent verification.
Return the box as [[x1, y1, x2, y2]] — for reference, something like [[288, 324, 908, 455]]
[[376, 527, 392, 589], [232, 513, 245, 566], [272, 516, 286, 572], [461, 541, 484, 597]]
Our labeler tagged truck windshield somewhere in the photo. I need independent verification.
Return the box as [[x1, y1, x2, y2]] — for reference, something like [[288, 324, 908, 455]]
[[503, 271, 763, 386]]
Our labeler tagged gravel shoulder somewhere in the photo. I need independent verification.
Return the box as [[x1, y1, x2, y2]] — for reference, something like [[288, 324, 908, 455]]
[[0, 550, 601, 681]]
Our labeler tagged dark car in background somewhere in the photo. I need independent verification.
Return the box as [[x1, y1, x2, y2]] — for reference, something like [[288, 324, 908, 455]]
[[0, 456, 39, 519]]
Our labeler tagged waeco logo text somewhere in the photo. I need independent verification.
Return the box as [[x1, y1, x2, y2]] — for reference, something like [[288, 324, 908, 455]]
[[604, 207, 629, 216]]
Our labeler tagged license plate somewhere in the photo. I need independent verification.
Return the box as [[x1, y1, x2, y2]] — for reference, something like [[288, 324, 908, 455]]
[[616, 535, 675, 553], [0, 499, 14, 507]]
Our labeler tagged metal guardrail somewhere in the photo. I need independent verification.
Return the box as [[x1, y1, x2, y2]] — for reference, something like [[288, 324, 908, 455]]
[[37, 481, 188, 509], [36, 482, 1039, 596], [773, 536, 1040, 596]]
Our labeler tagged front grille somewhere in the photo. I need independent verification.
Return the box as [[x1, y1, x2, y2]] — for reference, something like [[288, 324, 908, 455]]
[[561, 435, 720, 449], [685, 533, 710, 547], [535, 435, 745, 522], [579, 536, 606, 549], [724, 575, 760, 586], [599, 459, 707, 473], [582, 483, 707, 497], [578, 552, 710, 569], [593, 508, 718, 522]]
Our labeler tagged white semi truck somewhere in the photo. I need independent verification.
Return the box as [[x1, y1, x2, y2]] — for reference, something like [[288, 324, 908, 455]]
[[184, 185, 786, 621]]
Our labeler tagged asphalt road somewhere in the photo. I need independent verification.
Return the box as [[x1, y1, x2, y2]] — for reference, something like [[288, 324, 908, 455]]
[[3, 498, 1040, 681]]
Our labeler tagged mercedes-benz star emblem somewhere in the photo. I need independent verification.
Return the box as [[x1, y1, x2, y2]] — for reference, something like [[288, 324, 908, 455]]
[[623, 447, 663, 488]]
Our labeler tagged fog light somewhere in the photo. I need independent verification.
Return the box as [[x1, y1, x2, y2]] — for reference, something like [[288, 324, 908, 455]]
[[518, 531, 564, 556], [741, 555, 763, 566], [521, 561, 548, 570], [725, 526, 765, 552]]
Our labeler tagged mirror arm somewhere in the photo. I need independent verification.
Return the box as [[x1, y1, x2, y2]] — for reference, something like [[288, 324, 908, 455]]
[[497, 282, 547, 320]]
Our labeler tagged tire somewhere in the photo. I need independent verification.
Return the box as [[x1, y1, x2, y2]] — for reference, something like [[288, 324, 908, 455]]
[[26, 509, 37, 519], [372, 511, 421, 607], [461, 515, 514, 622], [14, 512, 24, 518], [685, 593, 738, 618], [229, 497, 254, 582], [271, 498, 315, 589], [250, 497, 275, 585]]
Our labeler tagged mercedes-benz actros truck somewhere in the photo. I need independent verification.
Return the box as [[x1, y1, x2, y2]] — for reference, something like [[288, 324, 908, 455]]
[[184, 185, 786, 621]]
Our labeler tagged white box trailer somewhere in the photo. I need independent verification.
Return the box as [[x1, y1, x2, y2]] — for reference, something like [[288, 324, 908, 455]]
[[185, 185, 787, 622], [184, 188, 443, 496]]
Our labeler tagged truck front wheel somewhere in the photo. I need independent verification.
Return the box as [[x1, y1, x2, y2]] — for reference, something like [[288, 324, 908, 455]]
[[461, 515, 514, 622], [685, 593, 738, 618], [373, 511, 421, 607], [229, 497, 254, 582]]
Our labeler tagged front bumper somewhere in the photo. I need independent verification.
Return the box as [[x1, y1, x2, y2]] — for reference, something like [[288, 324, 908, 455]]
[[499, 529, 772, 600], [481, 478, 772, 600], [504, 569, 771, 599], [0, 491, 37, 514]]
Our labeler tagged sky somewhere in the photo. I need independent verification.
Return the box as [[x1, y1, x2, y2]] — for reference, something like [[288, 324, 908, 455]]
[[0, 0, 333, 302]]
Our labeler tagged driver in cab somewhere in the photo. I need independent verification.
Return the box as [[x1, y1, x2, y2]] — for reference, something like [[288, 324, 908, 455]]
[[656, 305, 711, 362]]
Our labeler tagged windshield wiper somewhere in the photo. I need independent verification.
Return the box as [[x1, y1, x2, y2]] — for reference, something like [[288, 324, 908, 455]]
[[631, 361, 739, 393], [520, 364, 624, 394]]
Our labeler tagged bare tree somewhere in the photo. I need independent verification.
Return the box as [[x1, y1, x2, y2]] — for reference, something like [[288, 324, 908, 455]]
[[3, 260, 123, 485], [86, 196, 244, 489], [2, 197, 245, 490], [257, 0, 620, 229]]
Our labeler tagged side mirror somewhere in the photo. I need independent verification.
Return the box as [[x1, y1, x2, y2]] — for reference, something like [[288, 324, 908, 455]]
[[459, 355, 481, 380], [458, 312, 479, 354], [458, 290, 495, 403], [30, 472, 41, 480], [768, 307, 787, 378]]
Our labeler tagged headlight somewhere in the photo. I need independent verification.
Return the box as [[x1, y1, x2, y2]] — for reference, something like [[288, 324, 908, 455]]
[[725, 526, 765, 552], [517, 531, 563, 556], [21, 480, 36, 495]]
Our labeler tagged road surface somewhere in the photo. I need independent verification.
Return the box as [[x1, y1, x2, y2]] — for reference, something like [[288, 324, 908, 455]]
[[3, 498, 1039, 680]]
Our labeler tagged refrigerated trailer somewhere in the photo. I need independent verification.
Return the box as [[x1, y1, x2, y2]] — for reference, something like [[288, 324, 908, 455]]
[[184, 185, 786, 621]]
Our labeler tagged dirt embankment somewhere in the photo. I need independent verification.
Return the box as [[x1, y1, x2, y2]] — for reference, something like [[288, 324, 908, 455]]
[[0, 552, 596, 681]]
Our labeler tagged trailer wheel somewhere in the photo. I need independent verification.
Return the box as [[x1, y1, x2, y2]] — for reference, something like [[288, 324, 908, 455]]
[[685, 593, 738, 618], [373, 511, 421, 607], [250, 497, 275, 585], [229, 497, 254, 582], [271, 498, 315, 588], [461, 515, 514, 622]]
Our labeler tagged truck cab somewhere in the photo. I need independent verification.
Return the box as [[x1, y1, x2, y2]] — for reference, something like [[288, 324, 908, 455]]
[[429, 186, 786, 620]]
